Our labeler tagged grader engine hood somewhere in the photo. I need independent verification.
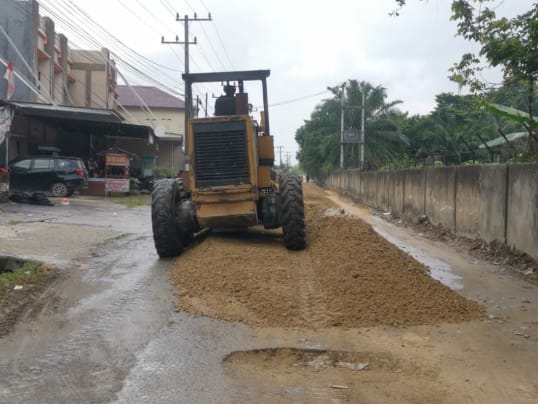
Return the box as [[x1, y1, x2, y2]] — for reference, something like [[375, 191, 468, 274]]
[[189, 116, 259, 228], [192, 119, 251, 188]]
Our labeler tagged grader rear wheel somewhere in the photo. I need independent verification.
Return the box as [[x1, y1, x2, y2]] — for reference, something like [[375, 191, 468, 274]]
[[151, 179, 183, 258], [280, 174, 306, 250]]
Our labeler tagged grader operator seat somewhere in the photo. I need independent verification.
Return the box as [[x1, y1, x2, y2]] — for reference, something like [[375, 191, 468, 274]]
[[214, 84, 236, 116]]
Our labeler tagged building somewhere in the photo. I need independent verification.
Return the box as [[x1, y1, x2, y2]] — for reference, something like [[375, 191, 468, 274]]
[[0, 0, 167, 187], [117, 85, 185, 175], [0, 0, 117, 108]]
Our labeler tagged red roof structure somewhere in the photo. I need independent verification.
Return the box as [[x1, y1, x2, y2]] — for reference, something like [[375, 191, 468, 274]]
[[116, 86, 184, 109]]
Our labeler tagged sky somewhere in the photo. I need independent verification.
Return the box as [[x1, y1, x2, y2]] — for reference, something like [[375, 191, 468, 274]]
[[39, 0, 532, 164]]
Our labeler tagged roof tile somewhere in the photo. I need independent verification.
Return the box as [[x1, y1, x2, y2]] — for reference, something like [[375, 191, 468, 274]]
[[116, 85, 184, 109]]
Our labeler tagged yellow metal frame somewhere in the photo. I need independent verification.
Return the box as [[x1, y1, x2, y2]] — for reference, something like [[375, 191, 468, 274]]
[[186, 115, 266, 228]]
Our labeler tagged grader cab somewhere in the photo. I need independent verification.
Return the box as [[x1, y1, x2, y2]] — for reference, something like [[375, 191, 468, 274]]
[[151, 70, 305, 258]]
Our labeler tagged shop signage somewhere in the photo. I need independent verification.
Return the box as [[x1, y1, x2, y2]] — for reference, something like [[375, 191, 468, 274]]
[[105, 153, 129, 166], [105, 178, 129, 193]]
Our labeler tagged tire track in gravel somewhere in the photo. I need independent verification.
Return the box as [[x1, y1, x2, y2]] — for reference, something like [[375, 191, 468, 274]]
[[288, 251, 330, 328]]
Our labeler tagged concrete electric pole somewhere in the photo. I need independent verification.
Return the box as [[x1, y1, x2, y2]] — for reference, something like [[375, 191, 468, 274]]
[[339, 82, 345, 169], [285, 152, 292, 167], [360, 83, 366, 170], [162, 12, 212, 146], [276, 145, 284, 168], [328, 82, 347, 169]]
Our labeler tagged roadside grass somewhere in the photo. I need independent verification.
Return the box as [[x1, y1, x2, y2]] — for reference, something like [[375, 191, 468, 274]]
[[0, 261, 54, 298], [8, 219, 21, 225], [112, 194, 151, 208]]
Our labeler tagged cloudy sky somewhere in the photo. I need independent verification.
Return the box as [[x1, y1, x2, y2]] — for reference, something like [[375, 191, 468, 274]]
[[41, 0, 531, 163]]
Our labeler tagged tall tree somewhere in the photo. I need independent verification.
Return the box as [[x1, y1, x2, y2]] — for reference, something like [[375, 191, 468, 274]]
[[296, 80, 406, 176], [394, 1, 538, 151], [451, 2, 538, 146]]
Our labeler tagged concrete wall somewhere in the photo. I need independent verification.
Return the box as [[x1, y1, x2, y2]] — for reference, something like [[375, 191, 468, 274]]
[[506, 164, 538, 258], [403, 169, 426, 217], [478, 164, 507, 243], [125, 108, 185, 136], [392, 170, 405, 217], [69, 50, 115, 109], [425, 167, 456, 231], [326, 163, 538, 262], [456, 165, 480, 238]]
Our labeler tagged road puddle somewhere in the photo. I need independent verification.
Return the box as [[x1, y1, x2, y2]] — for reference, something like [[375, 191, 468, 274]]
[[373, 227, 464, 290]]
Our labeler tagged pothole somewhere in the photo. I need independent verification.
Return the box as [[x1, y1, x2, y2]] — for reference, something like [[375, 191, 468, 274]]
[[224, 347, 412, 374], [223, 347, 446, 402]]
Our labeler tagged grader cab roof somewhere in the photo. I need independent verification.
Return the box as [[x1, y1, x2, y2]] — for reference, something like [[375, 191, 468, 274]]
[[182, 69, 271, 136], [182, 69, 270, 84]]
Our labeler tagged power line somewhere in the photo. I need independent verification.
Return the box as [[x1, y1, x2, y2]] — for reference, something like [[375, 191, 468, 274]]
[[47, 0, 185, 75], [9, 2, 164, 121], [163, 12, 212, 144], [0, 23, 55, 104], [159, 0, 176, 16], [39, 0, 186, 95], [263, 90, 331, 108], [195, 0, 235, 69]]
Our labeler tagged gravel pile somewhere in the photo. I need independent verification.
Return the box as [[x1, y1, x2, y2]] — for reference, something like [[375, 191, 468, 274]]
[[171, 183, 484, 328]]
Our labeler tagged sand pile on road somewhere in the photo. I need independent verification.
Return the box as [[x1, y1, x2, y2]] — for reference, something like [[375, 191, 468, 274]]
[[170, 183, 484, 328]]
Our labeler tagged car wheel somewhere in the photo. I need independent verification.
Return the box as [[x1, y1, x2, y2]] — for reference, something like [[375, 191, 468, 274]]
[[51, 183, 69, 197]]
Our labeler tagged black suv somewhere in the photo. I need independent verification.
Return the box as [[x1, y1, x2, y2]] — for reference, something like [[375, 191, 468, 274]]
[[9, 156, 88, 197]]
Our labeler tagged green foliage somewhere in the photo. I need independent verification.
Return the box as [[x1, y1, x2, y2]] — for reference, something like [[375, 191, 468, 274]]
[[0, 261, 51, 298], [113, 194, 151, 208], [448, 2, 538, 149], [129, 177, 141, 195], [487, 104, 538, 131], [393, 1, 538, 154], [296, 80, 408, 177], [153, 166, 173, 179]]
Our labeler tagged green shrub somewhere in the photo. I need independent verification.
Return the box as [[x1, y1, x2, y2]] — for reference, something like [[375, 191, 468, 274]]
[[153, 166, 173, 179]]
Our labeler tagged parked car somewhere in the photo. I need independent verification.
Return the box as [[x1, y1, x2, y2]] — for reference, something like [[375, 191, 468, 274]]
[[8, 156, 88, 197]]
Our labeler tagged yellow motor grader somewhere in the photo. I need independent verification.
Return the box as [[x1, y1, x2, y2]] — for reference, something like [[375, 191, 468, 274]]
[[151, 70, 305, 257]]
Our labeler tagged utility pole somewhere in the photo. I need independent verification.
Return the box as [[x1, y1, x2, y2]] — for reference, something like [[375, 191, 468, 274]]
[[285, 152, 292, 167], [276, 145, 284, 167], [360, 83, 366, 170], [327, 82, 347, 169], [162, 12, 211, 157], [339, 82, 345, 169]]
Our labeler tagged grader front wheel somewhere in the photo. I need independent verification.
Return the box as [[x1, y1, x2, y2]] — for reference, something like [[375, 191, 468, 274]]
[[280, 174, 306, 250], [151, 179, 183, 258]]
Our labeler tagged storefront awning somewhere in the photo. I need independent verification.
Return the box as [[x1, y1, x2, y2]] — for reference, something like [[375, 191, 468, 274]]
[[0, 101, 153, 140]]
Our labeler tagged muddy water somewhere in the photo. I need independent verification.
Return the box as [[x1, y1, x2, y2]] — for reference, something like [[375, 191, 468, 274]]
[[0, 199, 251, 403], [373, 226, 464, 290]]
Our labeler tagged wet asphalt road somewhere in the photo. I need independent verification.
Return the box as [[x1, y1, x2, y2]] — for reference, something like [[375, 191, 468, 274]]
[[0, 198, 259, 403], [2, 196, 538, 403]]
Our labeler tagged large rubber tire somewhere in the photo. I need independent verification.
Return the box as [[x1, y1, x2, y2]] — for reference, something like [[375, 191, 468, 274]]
[[151, 179, 183, 258], [280, 174, 306, 250]]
